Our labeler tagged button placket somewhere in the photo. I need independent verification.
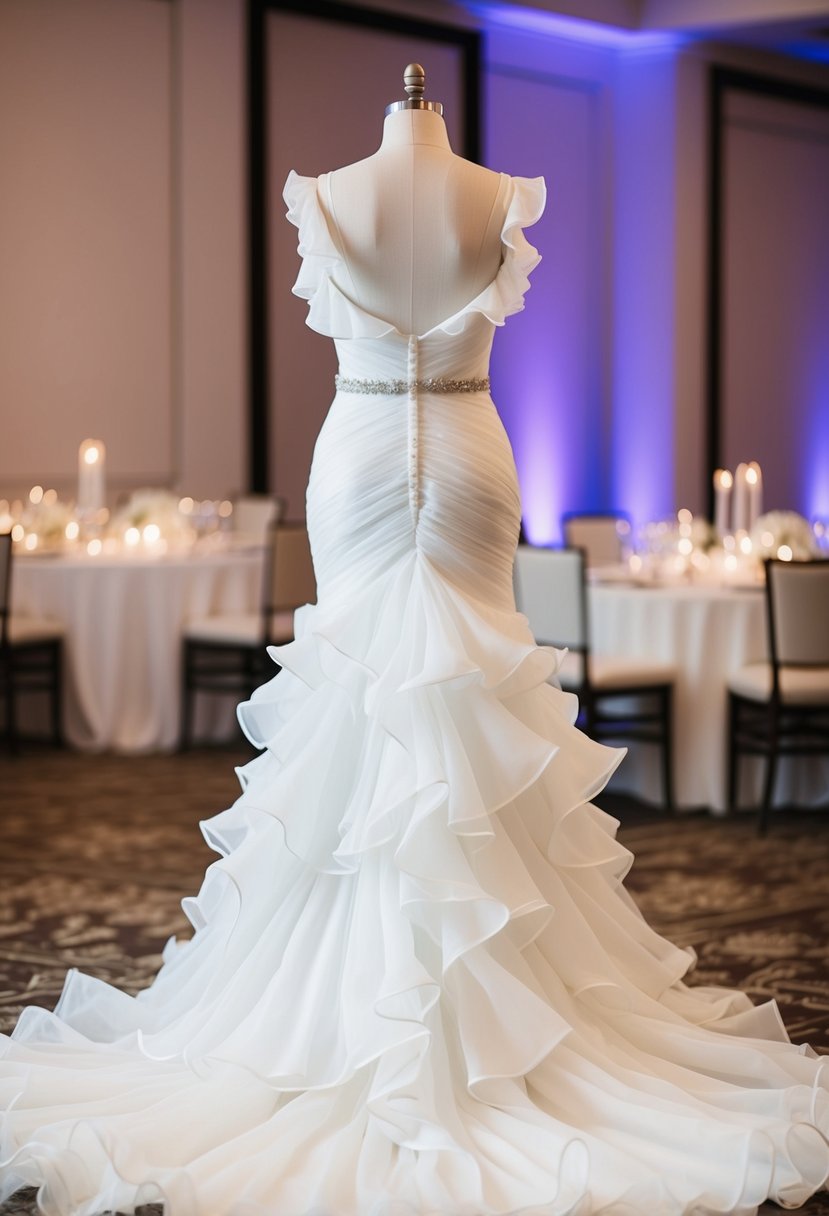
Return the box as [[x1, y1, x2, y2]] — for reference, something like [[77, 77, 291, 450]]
[[407, 336, 420, 529]]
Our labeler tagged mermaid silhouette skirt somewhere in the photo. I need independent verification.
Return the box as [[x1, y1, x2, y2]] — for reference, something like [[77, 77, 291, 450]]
[[0, 172, 827, 1216]]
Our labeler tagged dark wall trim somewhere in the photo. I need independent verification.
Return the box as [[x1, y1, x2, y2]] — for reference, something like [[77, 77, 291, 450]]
[[247, 0, 482, 491], [705, 66, 829, 518], [247, 0, 269, 494]]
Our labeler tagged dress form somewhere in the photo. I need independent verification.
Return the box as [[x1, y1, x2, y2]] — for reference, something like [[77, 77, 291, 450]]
[[320, 69, 507, 336]]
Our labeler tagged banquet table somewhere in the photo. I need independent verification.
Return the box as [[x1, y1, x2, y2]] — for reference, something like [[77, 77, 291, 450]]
[[587, 579, 829, 812], [12, 547, 264, 752]]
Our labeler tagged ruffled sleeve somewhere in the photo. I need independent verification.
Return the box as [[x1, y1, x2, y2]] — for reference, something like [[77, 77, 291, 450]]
[[283, 169, 395, 339], [283, 170, 340, 304], [436, 174, 546, 337]]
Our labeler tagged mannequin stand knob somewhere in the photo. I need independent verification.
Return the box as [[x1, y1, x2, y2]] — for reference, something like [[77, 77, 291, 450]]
[[403, 63, 426, 100]]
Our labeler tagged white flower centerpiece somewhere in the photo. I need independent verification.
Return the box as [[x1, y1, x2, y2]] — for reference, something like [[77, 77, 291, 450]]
[[109, 489, 195, 554], [749, 511, 820, 562], [10, 489, 79, 554]]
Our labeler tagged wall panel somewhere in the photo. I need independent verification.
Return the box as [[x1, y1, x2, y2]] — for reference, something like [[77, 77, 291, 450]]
[[0, 0, 175, 500], [721, 89, 829, 520], [486, 64, 606, 543]]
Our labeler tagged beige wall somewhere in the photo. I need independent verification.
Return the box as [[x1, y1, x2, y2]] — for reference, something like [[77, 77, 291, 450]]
[[0, 0, 246, 506], [0, 0, 174, 500]]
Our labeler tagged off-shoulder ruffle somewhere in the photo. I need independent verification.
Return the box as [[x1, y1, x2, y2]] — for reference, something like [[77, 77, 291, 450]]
[[282, 169, 545, 341]]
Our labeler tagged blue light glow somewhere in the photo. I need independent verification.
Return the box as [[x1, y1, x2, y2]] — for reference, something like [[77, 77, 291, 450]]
[[466, 1, 687, 51], [777, 40, 829, 66], [804, 388, 829, 520]]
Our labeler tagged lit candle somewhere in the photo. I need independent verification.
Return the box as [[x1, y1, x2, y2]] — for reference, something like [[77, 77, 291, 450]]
[[77, 439, 106, 514], [732, 463, 749, 535], [746, 461, 763, 529], [713, 470, 733, 537]]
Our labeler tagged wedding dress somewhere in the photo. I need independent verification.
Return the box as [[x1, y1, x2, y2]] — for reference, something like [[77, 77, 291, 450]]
[[1, 154, 828, 1216]]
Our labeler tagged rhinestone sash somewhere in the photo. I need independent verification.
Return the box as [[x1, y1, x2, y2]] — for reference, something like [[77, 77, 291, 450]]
[[335, 375, 490, 396]]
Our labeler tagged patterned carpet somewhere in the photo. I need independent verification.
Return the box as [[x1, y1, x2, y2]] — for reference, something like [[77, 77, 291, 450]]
[[0, 746, 827, 1214]]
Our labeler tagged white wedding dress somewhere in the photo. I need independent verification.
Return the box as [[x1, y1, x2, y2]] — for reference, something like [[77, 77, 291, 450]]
[[1, 169, 827, 1216]]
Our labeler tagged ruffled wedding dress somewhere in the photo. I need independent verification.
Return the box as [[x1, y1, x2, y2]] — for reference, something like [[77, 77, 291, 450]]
[[1, 171, 827, 1216]]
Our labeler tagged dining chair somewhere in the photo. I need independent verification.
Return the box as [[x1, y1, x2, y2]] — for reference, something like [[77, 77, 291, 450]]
[[0, 532, 64, 753], [561, 512, 632, 567], [727, 558, 829, 833], [231, 494, 285, 542], [514, 544, 675, 810], [180, 520, 317, 748]]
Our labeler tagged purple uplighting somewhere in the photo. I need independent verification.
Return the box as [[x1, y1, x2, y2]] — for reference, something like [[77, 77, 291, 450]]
[[476, 5, 827, 540]]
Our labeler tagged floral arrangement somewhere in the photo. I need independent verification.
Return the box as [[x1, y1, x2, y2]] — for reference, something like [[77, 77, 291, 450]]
[[19, 496, 75, 550], [749, 511, 819, 560], [109, 489, 194, 546]]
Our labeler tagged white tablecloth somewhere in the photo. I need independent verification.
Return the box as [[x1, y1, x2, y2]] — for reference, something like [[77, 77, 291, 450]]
[[588, 581, 829, 811], [12, 549, 263, 752]]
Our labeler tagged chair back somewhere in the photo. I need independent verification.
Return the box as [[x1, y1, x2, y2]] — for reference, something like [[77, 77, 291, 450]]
[[561, 512, 631, 567], [232, 494, 284, 541], [0, 532, 11, 646], [263, 522, 316, 622], [514, 545, 587, 650], [766, 558, 829, 670]]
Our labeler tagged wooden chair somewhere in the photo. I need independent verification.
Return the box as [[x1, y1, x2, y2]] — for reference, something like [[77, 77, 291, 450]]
[[561, 512, 632, 567], [0, 532, 64, 753], [727, 558, 829, 833], [514, 544, 675, 810], [180, 521, 316, 748]]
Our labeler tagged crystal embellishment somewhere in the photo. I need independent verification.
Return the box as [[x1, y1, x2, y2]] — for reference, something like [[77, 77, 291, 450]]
[[335, 375, 490, 396]]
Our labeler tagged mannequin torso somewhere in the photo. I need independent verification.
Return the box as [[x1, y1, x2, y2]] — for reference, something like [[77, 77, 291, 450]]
[[322, 108, 507, 336]]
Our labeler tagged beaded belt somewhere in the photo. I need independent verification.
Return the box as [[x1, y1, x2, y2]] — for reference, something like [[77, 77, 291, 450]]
[[335, 375, 490, 396]]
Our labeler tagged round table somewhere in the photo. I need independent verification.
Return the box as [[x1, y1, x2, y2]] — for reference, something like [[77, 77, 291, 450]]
[[12, 547, 263, 752], [588, 579, 829, 811]]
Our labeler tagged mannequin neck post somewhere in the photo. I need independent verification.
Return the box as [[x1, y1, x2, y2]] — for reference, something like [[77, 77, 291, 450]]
[[379, 108, 452, 152]]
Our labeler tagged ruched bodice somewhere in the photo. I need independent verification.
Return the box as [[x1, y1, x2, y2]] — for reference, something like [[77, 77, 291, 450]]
[[1, 166, 826, 1216]]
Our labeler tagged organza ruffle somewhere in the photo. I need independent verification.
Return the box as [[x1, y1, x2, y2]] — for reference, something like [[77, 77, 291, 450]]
[[2, 551, 827, 1216]]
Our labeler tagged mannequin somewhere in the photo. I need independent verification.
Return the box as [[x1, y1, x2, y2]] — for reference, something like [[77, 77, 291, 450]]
[[319, 65, 508, 336]]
